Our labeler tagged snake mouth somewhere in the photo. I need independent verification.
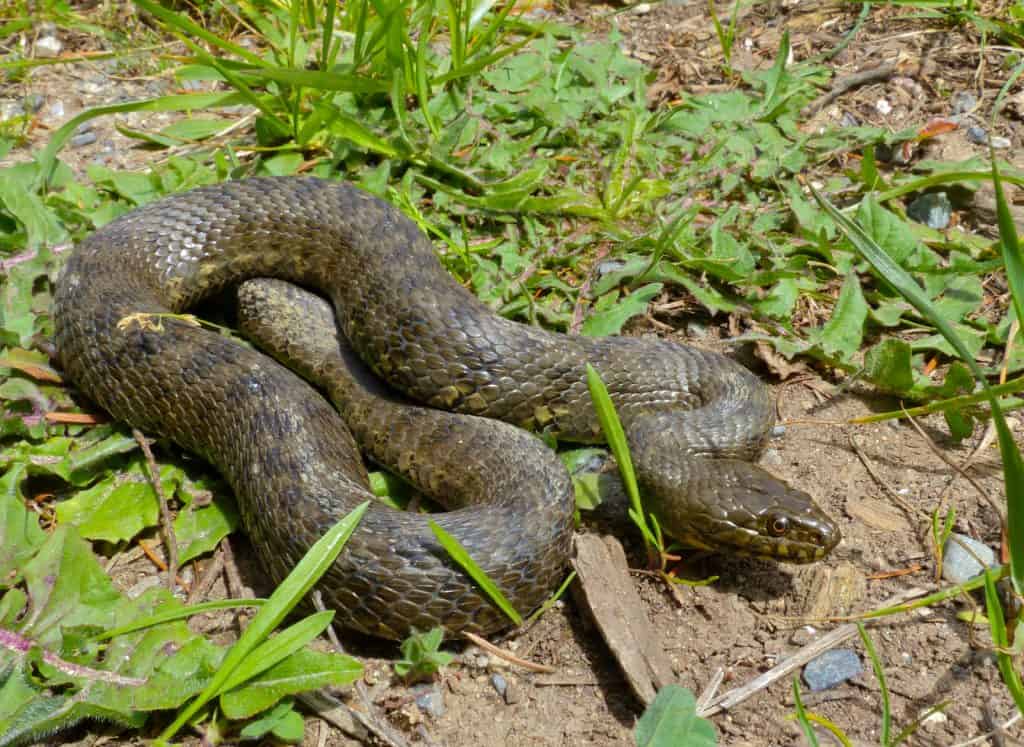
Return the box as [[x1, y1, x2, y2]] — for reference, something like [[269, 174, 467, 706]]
[[672, 519, 841, 564]]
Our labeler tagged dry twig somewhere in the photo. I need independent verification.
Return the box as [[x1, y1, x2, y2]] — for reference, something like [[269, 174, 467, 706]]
[[801, 61, 900, 118], [133, 428, 179, 592], [462, 631, 556, 673]]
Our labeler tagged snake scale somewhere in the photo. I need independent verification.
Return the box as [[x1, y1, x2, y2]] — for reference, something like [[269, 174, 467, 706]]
[[53, 176, 840, 639]]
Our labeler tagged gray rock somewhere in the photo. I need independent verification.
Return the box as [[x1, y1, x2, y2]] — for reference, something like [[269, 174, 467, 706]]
[[411, 683, 445, 718], [990, 136, 1012, 149], [789, 625, 817, 646], [966, 126, 988, 145], [950, 91, 977, 116], [906, 192, 952, 230], [596, 260, 626, 276], [0, 101, 23, 120], [34, 36, 62, 59], [490, 673, 508, 697], [803, 649, 862, 691], [686, 320, 710, 338], [70, 132, 97, 148], [941, 532, 997, 584]]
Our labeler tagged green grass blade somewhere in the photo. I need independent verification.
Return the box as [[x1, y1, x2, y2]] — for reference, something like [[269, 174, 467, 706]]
[[873, 170, 1024, 203], [585, 364, 658, 554], [992, 157, 1024, 596], [320, 0, 337, 68], [427, 519, 523, 626], [230, 64, 388, 94], [133, 0, 267, 67], [890, 703, 948, 746], [92, 599, 266, 641], [984, 568, 1024, 714], [218, 610, 335, 694], [850, 376, 1024, 424], [156, 500, 370, 744], [856, 623, 891, 744], [525, 570, 576, 626], [791, 679, 821, 747]]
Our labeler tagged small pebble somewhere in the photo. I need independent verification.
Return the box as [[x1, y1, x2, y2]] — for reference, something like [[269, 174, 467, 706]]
[[490, 673, 508, 700], [990, 135, 1011, 149], [596, 260, 626, 276], [47, 100, 65, 120], [921, 709, 948, 728], [899, 652, 912, 665], [803, 649, 862, 691], [789, 625, 817, 647], [686, 321, 709, 338], [760, 448, 782, 466], [0, 102, 22, 121], [75, 121, 93, 135], [839, 112, 860, 128], [966, 126, 988, 145], [34, 36, 62, 58], [950, 91, 977, 116], [70, 132, 97, 148], [941, 532, 997, 584], [631, 2, 651, 13], [875, 99, 892, 115], [411, 683, 445, 718], [906, 192, 952, 230]]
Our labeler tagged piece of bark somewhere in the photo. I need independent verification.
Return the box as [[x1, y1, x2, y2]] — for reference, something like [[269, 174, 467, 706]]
[[571, 534, 675, 705]]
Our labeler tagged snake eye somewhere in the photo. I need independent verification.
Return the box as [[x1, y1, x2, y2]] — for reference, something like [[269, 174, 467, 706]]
[[768, 515, 790, 537]]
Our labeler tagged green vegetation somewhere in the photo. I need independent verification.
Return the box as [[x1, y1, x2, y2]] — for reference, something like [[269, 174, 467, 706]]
[[394, 627, 455, 683], [1, 0, 1022, 743]]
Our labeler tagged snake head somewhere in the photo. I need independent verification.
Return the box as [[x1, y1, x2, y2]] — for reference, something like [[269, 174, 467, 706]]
[[643, 458, 841, 564]]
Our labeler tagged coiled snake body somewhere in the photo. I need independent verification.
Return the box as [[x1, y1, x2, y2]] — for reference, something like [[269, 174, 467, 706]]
[[53, 177, 839, 639]]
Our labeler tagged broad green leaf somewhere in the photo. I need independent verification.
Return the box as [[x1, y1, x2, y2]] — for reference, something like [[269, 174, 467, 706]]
[[634, 685, 716, 747], [220, 649, 362, 719], [817, 272, 867, 359], [0, 163, 67, 247], [55, 462, 181, 543], [17, 526, 123, 648], [173, 494, 239, 564], [159, 118, 233, 141], [856, 198, 921, 266], [755, 278, 799, 319], [582, 283, 663, 336], [238, 701, 304, 742], [863, 339, 914, 395], [0, 463, 46, 583]]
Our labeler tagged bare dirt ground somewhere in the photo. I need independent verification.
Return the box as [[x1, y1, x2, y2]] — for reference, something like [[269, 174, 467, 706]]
[[4, 0, 1023, 745]]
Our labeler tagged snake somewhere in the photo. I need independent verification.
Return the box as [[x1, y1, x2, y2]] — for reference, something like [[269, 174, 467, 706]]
[[53, 176, 840, 639]]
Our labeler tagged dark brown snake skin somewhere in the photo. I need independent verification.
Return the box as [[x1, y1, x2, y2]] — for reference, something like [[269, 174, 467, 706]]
[[53, 176, 840, 639]]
